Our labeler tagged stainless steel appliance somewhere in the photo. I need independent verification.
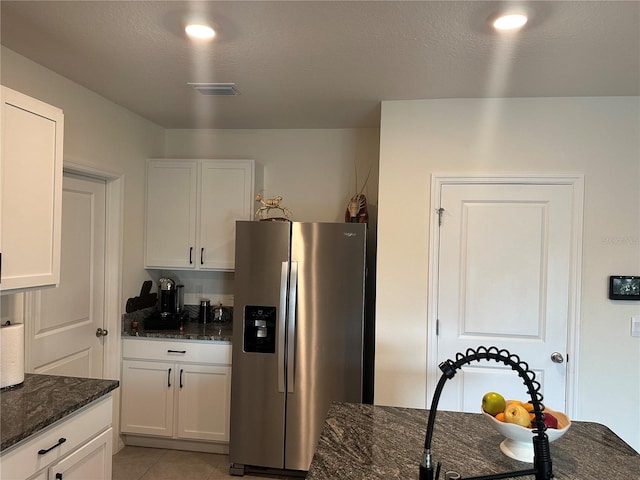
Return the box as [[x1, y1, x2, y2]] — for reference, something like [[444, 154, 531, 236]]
[[229, 221, 367, 476]]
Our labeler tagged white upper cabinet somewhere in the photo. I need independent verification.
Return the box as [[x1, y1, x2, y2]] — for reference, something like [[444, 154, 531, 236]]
[[0, 86, 64, 293], [145, 159, 256, 271], [144, 160, 198, 269]]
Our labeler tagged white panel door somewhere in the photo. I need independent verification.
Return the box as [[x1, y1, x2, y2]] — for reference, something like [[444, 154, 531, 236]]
[[29, 174, 106, 377], [436, 183, 574, 412]]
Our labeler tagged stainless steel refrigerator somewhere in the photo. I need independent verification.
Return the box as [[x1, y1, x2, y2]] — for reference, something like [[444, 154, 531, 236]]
[[229, 221, 367, 475]]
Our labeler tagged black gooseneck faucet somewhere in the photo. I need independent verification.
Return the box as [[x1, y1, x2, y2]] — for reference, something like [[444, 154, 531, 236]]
[[419, 346, 554, 480]]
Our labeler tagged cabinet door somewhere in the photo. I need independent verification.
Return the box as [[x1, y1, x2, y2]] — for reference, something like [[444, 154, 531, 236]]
[[120, 360, 175, 437], [176, 364, 231, 442], [1, 86, 63, 291], [144, 160, 197, 269], [49, 428, 112, 480], [26, 470, 47, 480], [199, 160, 254, 270]]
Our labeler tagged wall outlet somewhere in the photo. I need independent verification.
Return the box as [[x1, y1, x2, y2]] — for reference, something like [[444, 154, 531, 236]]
[[632, 316, 640, 338]]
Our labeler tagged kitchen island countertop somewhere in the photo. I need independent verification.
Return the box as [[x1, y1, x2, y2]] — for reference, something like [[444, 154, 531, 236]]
[[307, 402, 639, 479], [0, 374, 119, 452]]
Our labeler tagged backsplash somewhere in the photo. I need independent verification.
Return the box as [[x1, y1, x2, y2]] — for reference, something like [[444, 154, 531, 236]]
[[145, 270, 235, 308]]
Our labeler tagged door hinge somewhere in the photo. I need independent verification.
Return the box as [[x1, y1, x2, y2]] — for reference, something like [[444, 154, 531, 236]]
[[436, 319, 440, 336], [436, 208, 445, 227]]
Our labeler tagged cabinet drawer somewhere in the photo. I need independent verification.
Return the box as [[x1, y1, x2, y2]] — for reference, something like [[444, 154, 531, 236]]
[[0, 396, 112, 480], [122, 339, 232, 365]]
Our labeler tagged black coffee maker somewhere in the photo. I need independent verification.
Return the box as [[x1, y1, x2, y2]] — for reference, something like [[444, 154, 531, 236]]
[[158, 277, 178, 316], [144, 277, 185, 330]]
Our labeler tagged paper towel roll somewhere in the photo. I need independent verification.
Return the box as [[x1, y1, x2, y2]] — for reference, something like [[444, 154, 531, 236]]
[[1, 323, 25, 389]]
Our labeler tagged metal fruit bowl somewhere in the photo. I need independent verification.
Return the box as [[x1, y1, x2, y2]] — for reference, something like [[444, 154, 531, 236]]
[[482, 406, 571, 463]]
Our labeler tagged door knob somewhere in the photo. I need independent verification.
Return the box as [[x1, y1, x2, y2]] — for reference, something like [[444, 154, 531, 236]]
[[550, 352, 564, 364], [96, 328, 109, 337]]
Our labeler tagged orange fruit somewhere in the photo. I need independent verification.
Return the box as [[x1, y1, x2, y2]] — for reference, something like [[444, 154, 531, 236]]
[[495, 412, 505, 422]]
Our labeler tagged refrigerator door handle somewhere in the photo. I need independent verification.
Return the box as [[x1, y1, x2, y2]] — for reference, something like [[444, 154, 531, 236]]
[[278, 261, 289, 393], [287, 261, 298, 393]]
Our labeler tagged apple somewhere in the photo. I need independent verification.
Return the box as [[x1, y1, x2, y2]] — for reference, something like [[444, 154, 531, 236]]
[[482, 392, 506, 416], [503, 404, 531, 428], [542, 412, 558, 429]]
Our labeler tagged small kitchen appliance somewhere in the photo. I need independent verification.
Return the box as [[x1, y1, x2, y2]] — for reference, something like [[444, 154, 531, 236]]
[[199, 299, 211, 323], [213, 303, 232, 323], [158, 277, 177, 315], [144, 278, 187, 330]]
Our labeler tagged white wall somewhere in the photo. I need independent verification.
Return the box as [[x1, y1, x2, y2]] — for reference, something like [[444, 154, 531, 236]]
[[1, 46, 165, 300], [375, 97, 640, 451], [164, 128, 380, 222]]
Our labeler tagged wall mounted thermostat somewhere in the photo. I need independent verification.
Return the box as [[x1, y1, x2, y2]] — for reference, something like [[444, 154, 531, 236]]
[[609, 276, 640, 300]]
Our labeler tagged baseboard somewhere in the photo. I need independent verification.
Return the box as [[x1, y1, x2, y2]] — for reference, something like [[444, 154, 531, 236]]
[[122, 434, 229, 454]]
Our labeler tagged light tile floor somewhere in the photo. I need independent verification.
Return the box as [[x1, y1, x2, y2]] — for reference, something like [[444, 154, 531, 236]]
[[112, 446, 303, 480]]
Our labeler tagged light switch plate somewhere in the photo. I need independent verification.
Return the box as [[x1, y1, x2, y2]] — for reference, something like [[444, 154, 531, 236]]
[[632, 316, 640, 337]]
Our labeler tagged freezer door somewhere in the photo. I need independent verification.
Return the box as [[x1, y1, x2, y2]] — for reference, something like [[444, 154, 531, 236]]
[[284, 222, 366, 471], [230, 220, 291, 469]]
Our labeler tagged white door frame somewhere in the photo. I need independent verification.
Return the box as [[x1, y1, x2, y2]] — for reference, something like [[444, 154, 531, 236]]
[[427, 174, 584, 418], [60, 161, 124, 383]]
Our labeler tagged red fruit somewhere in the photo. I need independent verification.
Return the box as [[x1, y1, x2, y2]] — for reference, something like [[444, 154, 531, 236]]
[[542, 412, 558, 429]]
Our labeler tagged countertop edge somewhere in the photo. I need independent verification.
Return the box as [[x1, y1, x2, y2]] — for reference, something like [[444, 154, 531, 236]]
[[0, 377, 119, 452]]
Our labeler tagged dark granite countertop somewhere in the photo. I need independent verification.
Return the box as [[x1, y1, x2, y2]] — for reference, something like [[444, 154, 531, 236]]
[[122, 307, 232, 342], [0, 374, 119, 452], [307, 402, 639, 479], [122, 320, 232, 342]]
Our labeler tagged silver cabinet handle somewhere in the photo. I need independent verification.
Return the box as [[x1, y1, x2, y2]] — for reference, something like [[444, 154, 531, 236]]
[[96, 328, 108, 337], [550, 352, 564, 364]]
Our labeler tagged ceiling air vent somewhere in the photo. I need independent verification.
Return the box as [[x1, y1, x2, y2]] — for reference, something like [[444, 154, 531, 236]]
[[188, 83, 240, 96]]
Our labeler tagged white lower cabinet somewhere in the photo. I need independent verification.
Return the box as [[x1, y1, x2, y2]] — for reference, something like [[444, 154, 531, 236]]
[[120, 360, 175, 437], [47, 428, 112, 480], [176, 364, 231, 442], [0, 396, 113, 480], [120, 339, 232, 447]]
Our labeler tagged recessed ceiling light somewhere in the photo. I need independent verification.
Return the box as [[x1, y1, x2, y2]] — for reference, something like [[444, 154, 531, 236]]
[[185, 23, 215, 40], [492, 13, 528, 31]]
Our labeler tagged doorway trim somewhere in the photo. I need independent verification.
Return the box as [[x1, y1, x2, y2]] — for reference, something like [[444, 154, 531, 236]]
[[426, 174, 584, 417], [62, 161, 124, 382]]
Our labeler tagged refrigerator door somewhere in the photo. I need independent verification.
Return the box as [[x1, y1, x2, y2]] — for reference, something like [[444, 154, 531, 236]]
[[230, 220, 292, 469], [284, 222, 366, 471]]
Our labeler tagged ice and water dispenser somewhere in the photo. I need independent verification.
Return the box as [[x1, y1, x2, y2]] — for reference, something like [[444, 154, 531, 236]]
[[243, 305, 277, 353]]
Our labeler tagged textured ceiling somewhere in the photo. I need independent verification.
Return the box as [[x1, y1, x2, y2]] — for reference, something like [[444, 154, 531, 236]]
[[1, 1, 638, 129]]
